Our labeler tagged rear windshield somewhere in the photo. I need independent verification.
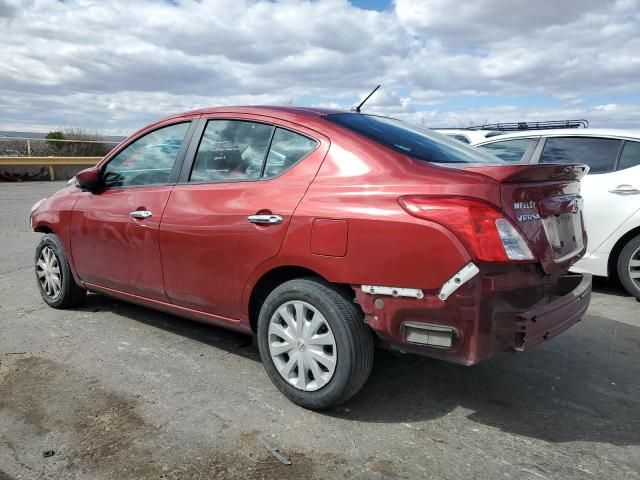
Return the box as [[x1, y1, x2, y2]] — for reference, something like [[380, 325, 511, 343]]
[[326, 113, 504, 165]]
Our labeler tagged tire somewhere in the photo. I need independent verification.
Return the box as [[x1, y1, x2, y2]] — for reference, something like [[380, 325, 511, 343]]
[[257, 278, 374, 409], [617, 235, 640, 300], [35, 233, 86, 309]]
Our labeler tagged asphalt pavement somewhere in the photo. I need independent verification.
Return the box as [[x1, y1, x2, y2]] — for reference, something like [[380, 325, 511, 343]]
[[1, 181, 639, 479]]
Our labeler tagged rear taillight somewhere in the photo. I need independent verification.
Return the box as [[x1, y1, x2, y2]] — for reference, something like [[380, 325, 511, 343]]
[[494, 218, 535, 261], [398, 196, 535, 263]]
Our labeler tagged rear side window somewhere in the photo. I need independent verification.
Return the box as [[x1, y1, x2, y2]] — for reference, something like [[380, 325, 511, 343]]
[[618, 141, 640, 171], [539, 137, 621, 174], [190, 120, 274, 182], [263, 128, 317, 179], [190, 121, 317, 183], [326, 114, 503, 164], [478, 138, 537, 163]]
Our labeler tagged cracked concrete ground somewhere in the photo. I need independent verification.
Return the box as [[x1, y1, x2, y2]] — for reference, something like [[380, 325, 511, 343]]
[[1, 181, 639, 480]]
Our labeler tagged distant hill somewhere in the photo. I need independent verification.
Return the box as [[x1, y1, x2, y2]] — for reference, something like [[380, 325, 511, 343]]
[[0, 130, 126, 142]]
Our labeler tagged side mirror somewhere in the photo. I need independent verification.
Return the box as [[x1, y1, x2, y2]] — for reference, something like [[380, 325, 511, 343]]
[[75, 166, 101, 190]]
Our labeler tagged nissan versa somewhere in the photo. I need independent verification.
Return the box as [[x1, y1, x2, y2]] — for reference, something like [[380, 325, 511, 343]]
[[30, 106, 592, 409]]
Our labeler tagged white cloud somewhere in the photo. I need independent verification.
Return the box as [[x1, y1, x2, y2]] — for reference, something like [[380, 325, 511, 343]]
[[0, 0, 639, 133], [397, 103, 640, 130], [395, 0, 605, 44]]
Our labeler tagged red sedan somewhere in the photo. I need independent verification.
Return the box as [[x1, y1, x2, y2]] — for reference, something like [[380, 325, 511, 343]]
[[30, 106, 592, 409]]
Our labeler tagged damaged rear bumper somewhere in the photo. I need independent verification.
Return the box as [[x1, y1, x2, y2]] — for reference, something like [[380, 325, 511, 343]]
[[354, 268, 592, 366], [508, 273, 591, 351]]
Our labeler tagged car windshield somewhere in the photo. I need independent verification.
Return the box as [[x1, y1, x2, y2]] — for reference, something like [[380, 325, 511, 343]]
[[326, 113, 504, 165]]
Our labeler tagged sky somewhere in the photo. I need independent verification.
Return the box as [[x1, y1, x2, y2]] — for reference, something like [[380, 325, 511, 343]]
[[0, 0, 639, 135]]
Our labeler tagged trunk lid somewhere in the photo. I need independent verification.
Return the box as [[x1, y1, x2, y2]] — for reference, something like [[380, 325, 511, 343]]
[[463, 164, 588, 274]]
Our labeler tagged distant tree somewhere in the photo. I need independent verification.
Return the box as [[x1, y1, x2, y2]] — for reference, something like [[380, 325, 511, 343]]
[[45, 131, 65, 151]]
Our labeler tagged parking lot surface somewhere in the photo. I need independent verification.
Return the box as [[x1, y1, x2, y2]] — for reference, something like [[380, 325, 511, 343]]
[[1, 181, 639, 480]]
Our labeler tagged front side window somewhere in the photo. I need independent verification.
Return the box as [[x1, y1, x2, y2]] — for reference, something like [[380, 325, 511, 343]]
[[263, 128, 317, 179], [103, 122, 190, 188], [539, 137, 621, 174], [478, 138, 537, 163], [618, 141, 640, 171], [326, 113, 504, 164], [190, 120, 274, 182]]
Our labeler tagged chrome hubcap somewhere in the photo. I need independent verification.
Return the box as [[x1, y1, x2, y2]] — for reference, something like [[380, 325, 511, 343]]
[[268, 300, 337, 392], [37, 246, 62, 300], [629, 246, 640, 290]]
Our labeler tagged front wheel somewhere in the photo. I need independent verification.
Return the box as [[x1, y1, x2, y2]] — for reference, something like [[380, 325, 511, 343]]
[[257, 278, 374, 409], [35, 233, 86, 308], [617, 235, 640, 300]]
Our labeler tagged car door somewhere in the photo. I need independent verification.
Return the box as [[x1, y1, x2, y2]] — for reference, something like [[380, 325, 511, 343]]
[[535, 136, 639, 254], [70, 120, 196, 300], [159, 116, 329, 319]]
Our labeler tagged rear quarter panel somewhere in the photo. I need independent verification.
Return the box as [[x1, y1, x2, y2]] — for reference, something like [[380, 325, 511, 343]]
[[241, 133, 504, 318]]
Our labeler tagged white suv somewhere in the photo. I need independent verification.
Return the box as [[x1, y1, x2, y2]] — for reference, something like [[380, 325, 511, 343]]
[[473, 129, 640, 299]]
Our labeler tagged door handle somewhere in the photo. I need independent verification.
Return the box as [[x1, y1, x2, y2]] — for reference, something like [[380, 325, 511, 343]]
[[247, 214, 283, 225], [130, 210, 153, 219], [609, 184, 640, 195]]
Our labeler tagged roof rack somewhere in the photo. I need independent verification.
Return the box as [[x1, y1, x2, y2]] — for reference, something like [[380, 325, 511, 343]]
[[466, 119, 589, 131]]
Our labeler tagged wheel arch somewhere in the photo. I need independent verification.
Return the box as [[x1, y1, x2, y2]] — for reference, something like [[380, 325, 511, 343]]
[[608, 226, 640, 279], [246, 264, 356, 333], [33, 225, 85, 287], [34, 224, 53, 234]]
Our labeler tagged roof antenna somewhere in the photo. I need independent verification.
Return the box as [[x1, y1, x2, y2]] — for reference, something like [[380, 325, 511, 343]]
[[353, 85, 381, 113]]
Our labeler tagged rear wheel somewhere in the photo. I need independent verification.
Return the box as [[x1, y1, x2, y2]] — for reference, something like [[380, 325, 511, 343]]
[[257, 278, 374, 409], [617, 235, 640, 300], [35, 234, 86, 308]]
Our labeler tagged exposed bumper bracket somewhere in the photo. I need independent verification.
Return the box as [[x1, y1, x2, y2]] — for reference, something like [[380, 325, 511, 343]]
[[361, 285, 424, 299], [438, 262, 480, 301]]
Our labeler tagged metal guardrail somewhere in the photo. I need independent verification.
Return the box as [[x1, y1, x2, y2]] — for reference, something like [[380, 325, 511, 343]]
[[0, 136, 119, 156], [0, 156, 101, 180], [0, 156, 100, 164], [2, 136, 119, 144], [0, 136, 118, 180]]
